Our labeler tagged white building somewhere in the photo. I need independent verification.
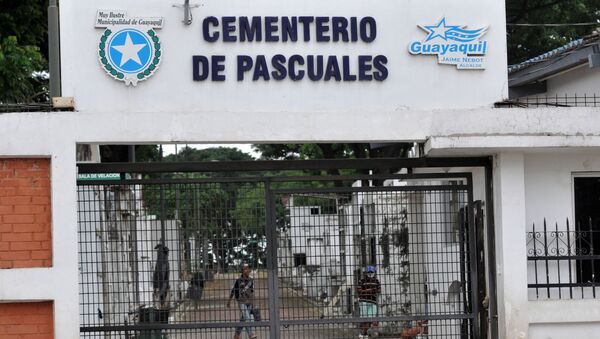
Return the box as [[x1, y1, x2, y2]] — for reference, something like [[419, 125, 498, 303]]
[[283, 180, 474, 336], [508, 29, 600, 101], [78, 181, 187, 327]]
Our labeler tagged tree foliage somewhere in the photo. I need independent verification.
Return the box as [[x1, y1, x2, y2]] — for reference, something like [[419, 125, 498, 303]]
[[506, 0, 600, 64], [0, 36, 46, 103], [0, 0, 48, 58], [254, 143, 411, 161], [253, 143, 412, 180], [0, 0, 49, 103], [142, 147, 263, 271], [99, 145, 161, 162], [163, 146, 253, 162]]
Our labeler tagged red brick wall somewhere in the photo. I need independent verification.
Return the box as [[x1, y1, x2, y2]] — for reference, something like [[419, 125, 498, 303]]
[[0, 301, 54, 338], [0, 159, 52, 268]]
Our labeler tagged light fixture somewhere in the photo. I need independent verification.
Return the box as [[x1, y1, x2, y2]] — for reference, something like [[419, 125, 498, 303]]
[[173, 0, 200, 26]]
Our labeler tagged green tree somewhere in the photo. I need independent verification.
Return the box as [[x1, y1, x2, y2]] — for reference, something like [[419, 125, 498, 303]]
[[506, 0, 600, 64], [254, 143, 411, 161], [99, 145, 161, 162], [0, 0, 49, 103], [0, 1, 48, 58], [0, 36, 46, 103], [253, 143, 412, 182], [231, 184, 267, 235], [164, 146, 254, 162], [143, 147, 261, 272]]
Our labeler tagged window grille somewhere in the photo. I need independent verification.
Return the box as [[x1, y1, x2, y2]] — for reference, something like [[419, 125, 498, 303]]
[[527, 218, 600, 299]]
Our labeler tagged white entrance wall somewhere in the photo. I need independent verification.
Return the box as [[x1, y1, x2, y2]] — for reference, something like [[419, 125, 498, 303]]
[[494, 153, 529, 339], [60, 0, 508, 113], [1, 108, 600, 338]]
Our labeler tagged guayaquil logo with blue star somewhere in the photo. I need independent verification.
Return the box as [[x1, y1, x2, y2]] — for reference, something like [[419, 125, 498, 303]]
[[95, 10, 164, 86], [408, 17, 488, 70]]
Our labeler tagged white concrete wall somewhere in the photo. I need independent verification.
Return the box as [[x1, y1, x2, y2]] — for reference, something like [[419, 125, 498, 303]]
[[2, 109, 600, 338], [524, 152, 600, 226], [529, 322, 600, 339], [289, 205, 339, 265], [60, 0, 508, 113], [494, 152, 529, 339], [523, 152, 600, 338], [544, 65, 600, 96]]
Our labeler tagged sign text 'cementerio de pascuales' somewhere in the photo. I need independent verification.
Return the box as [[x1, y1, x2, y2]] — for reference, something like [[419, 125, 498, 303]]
[[193, 16, 388, 82]]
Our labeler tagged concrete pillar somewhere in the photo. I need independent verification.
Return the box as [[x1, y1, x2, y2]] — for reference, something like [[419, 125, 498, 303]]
[[494, 152, 529, 339], [52, 142, 80, 339]]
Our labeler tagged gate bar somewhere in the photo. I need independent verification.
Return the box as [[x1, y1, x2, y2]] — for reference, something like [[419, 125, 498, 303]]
[[77, 172, 474, 186], [77, 157, 491, 173], [80, 311, 475, 332], [467, 174, 481, 339], [270, 184, 469, 195], [279, 314, 475, 326], [264, 179, 281, 339], [484, 157, 499, 339], [80, 321, 271, 332]]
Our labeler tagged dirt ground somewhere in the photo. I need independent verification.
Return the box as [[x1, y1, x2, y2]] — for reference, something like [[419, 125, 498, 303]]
[[167, 271, 361, 339]]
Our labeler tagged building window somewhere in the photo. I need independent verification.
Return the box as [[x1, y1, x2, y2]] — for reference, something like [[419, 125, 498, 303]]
[[526, 175, 600, 300], [574, 177, 600, 284], [294, 253, 307, 267]]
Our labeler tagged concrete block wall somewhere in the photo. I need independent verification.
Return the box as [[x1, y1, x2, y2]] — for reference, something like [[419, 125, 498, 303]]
[[0, 159, 52, 269], [0, 301, 54, 339]]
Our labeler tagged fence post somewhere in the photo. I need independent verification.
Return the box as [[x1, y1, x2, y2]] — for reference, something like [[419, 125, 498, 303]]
[[264, 179, 281, 339], [532, 222, 539, 299], [543, 219, 550, 298], [566, 219, 573, 299], [555, 222, 561, 299], [589, 217, 596, 298]]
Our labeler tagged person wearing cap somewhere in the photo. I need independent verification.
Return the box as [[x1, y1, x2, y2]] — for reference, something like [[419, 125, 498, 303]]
[[227, 263, 258, 339], [356, 265, 381, 338]]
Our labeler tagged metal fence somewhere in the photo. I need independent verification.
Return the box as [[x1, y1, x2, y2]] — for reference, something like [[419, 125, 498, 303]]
[[526, 219, 600, 300], [77, 165, 486, 339], [0, 102, 74, 113], [496, 94, 600, 108]]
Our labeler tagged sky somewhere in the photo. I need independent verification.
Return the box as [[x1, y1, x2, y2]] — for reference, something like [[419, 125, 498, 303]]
[[160, 143, 260, 158]]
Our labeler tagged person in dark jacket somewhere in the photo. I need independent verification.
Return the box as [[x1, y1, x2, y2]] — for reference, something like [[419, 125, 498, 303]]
[[187, 271, 205, 311], [356, 265, 381, 338], [227, 263, 258, 339], [153, 244, 170, 308]]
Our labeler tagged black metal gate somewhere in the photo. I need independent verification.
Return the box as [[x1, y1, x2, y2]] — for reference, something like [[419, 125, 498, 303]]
[[77, 158, 492, 339]]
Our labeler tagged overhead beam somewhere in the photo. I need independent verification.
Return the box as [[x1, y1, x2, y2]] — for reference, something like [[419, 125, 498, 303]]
[[77, 157, 491, 173]]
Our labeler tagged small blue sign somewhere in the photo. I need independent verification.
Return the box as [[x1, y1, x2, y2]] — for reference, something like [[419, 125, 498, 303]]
[[409, 17, 489, 70]]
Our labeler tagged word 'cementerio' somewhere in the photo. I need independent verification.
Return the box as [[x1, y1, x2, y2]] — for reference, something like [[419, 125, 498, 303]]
[[202, 16, 377, 43]]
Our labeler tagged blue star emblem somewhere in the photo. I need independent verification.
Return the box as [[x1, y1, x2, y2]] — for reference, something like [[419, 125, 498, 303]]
[[107, 29, 153, 74], [421, 17, 459, 42]]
